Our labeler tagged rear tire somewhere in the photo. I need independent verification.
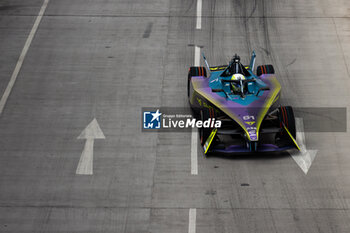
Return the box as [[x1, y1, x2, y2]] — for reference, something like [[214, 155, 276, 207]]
[[188, 67, 207, 96], [188, 66, 207, 78], [278, 106, 296, 138], [256, 65, 275, 76]]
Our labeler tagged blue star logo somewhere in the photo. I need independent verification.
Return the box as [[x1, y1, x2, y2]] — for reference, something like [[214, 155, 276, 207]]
[[143, 109, 162, 129]]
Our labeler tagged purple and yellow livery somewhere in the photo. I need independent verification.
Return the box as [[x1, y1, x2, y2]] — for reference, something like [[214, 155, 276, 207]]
[[188, 52, 300, 154]]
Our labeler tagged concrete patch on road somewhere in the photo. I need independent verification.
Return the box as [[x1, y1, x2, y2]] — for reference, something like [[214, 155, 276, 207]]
[[143, 22, 153, 38]]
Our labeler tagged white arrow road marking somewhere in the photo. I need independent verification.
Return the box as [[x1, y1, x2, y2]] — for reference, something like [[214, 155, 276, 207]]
[[289, 118, 318, 174], [196, 0, 202, 29], [0, 0, 49, 115], [76, 118, 105, 175], [188, 208, 196, 233]]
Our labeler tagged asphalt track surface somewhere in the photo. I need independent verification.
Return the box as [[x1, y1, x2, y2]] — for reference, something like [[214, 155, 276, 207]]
[[0, 0, 350, 232]]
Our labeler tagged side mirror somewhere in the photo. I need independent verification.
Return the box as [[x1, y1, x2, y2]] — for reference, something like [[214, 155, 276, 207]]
[[256, 87, 270, 96]]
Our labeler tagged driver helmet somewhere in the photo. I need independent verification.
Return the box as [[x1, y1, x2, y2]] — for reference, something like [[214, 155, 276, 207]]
[[231, 73, 245, 81], [231, 73, 245, 91]]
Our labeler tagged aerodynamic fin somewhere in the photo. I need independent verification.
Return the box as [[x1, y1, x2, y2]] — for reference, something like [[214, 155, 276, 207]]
[[202, 53, 211, 71], [203, 128, 217, 154], [282, 122, 301, 151], [249, 50, 256, 71]]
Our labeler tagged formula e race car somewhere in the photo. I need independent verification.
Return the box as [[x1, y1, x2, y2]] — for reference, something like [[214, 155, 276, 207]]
[[188, 51, 301, 154]]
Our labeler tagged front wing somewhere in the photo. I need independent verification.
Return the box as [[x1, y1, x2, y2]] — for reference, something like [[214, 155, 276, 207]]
[[203, 126, 300, 154], [208, 144, 295, 154]]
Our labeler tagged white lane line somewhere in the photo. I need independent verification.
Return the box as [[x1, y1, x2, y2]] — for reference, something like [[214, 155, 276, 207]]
[[191, 46, 200, 175], [196, 0, 202, 29], [188, 208, 197, 233], [76, 118, 105, 175], [191, 127, 198, 175], [194, 46, 200, 66], [289, 118, 318, 174], [0, 0, 49, 115]]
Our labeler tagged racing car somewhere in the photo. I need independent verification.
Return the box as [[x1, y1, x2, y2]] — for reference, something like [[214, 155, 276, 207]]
[[188, 51, 301, 154]]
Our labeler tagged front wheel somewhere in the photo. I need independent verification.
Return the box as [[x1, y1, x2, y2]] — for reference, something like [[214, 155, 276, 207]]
[[277, 106, 296, 138]]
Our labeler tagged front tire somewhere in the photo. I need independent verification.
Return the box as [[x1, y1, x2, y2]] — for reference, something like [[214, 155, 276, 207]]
[[277, 106, 296, 138]]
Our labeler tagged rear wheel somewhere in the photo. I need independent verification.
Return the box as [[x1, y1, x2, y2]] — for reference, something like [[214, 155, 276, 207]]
[[277, 106, 296, 138], [188, 66, 207, 97], [256, 64, 275, 76]]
